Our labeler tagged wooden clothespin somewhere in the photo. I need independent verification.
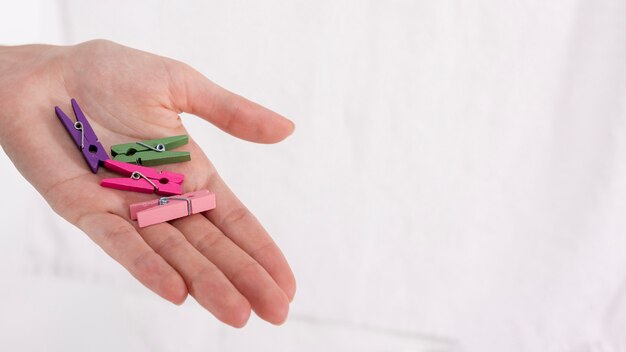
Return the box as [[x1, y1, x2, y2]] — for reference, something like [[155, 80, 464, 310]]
[[55, 99, 110, 173], [130, 189, 216, 227], [100, 160, 184, 196], [111, 135, 191, 166]]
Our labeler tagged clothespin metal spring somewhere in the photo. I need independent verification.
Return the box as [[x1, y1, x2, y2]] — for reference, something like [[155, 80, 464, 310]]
[[159, 196, 192, 215], [131, 171, 159, 191], [137, 142, 166, 152], [74, 121, 84, 149]]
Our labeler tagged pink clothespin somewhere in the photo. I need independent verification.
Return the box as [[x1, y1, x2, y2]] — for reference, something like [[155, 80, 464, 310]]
[[101, 159, 184, 196], [130, 189, 216, 227]]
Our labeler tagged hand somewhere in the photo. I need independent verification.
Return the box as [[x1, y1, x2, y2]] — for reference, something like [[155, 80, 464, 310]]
[[0, 40, 296, 327]]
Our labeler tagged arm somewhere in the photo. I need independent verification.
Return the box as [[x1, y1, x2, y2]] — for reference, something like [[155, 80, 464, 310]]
[[0, 40, 296, 327]]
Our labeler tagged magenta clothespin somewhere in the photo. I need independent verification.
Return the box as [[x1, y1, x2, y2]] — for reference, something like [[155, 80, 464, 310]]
[[55, 99, 109, 173], [130, 189, 216, 227], [101, 159, 184, 195]]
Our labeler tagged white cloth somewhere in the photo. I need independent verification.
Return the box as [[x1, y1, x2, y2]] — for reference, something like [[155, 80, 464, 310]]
[[1, 0, 625, 351]]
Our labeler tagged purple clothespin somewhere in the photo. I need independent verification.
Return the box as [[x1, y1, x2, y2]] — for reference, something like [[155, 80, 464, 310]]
[[55, 98, 109, 173]]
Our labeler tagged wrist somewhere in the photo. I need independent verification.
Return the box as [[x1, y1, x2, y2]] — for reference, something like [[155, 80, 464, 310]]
[[0, 44, 63, 146], [0, 44, 61, 75]]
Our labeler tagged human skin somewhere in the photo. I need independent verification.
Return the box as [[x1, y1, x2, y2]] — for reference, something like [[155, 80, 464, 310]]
[[0, 40, 296, 327]]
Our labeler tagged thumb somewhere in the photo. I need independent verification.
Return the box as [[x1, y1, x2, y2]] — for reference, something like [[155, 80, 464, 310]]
[[169, 61, 295, 143]]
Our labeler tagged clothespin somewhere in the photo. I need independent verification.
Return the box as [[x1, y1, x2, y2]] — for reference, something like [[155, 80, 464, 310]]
[[100, 159, 184, 196], [55, 99, 109, 173], [111, 135, 191, 166], [130, 189, 216, 227]]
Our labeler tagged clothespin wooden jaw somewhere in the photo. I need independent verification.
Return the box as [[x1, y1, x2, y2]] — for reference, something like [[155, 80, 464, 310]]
[[111, 135, 191, 166], [55, 99, 110, 173]]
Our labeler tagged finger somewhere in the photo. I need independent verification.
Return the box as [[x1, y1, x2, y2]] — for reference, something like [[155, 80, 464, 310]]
[[167, 61, 295, 143], [76, 213, 188, 305], [172, 214, 290, 325], [205, 172, 297, 302], [139, 222, 251, 327]]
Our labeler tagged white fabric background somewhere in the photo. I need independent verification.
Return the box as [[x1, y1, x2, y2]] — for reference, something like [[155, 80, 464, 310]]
[[1, 1, 626, 351]]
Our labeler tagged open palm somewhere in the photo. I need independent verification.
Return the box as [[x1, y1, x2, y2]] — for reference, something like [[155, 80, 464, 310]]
[[0, 40, 295, 327]]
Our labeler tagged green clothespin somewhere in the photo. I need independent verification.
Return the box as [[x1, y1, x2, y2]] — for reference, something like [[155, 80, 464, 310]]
[[111, 135, 191, 166]]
